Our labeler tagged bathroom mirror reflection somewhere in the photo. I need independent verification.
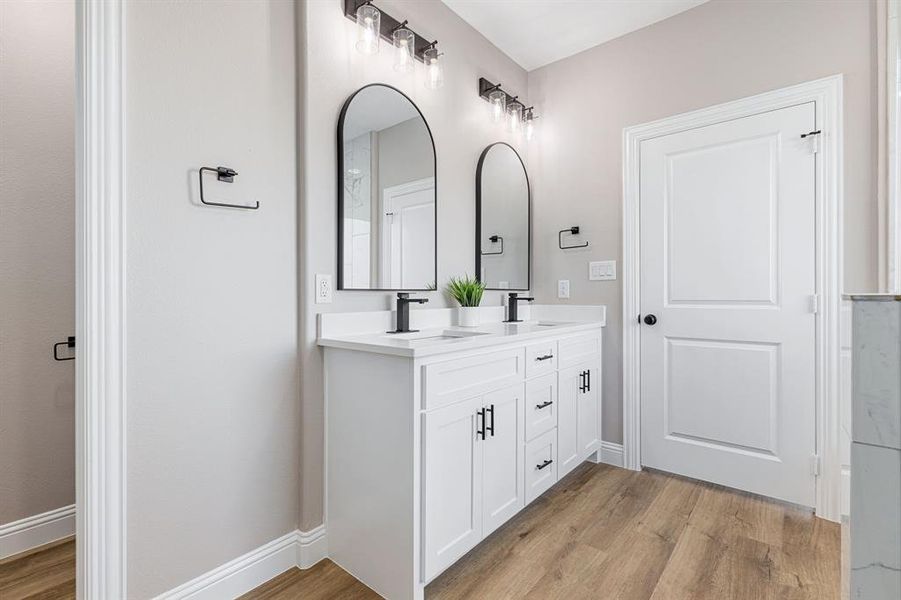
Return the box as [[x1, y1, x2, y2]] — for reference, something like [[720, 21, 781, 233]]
[[338, 84, 437, 290], [476, 142, 530, 290]]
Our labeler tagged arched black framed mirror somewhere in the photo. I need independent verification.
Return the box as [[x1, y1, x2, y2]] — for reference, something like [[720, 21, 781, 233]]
[[337, 84, 437, 291], [476, 142, 530, 290]]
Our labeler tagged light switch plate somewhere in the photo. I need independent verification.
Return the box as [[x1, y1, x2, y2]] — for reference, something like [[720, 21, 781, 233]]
[[557, 279, 570, 299], [315, 274, 333, 304], [589, 260, 616, 281]]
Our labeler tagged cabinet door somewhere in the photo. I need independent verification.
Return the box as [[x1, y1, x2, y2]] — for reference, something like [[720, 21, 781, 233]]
[[578, 364, 601, 459], [423, 396, 483, 582], [557, 365, 581, 479], [482, 385, 525, 537]]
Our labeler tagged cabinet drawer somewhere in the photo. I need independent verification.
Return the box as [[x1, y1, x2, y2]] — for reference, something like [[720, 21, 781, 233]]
[[558, 333, 600, 369], [525, 374, 557, 442], [423, 348, 525, 410], [526, 341, 557, 378], [525, 429, 557, 504]]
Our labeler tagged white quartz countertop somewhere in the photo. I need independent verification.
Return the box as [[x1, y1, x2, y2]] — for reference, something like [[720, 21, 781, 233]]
[[316, 304, 606, 358]]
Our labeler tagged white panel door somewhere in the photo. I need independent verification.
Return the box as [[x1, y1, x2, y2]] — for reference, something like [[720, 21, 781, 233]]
[[640, 102, 817, 507], [423, 396, 483, 581], [481, 385, 524, 537], [382, 178, 435, 289]]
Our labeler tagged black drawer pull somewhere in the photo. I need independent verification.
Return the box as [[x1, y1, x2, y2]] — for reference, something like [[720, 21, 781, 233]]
[[535, 354, 554, 362], [476, 408, 485, 440], [536, 459, 553, 471], [486, 404, 495, 437], [535, 401, 553, 410]]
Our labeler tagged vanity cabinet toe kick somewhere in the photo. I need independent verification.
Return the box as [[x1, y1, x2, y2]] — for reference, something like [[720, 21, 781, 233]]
[[323, 326, 603, 600]]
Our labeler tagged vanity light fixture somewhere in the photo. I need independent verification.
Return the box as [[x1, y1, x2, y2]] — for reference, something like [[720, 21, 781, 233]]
[[478, 77, 538, 130], [392, 21, 415, 72], [423, 42, 444, 89], [355, 2, 381, 55], [344, 1, 443, 78]]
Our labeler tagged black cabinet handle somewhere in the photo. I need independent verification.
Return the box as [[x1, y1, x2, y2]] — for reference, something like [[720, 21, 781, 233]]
[[535, 354, 554, 362], [487, 404, 495, 437], [535, 400, 553, 410], [579, 371, 586, 393], [586, 369, 591, 392], [536, 459, 553, 471], [476, 408, 485, 440]]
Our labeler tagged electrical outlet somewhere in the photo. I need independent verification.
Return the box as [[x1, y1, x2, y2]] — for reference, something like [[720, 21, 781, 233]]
[[557, 279, 570, 299], [315, 274, 333, 304], [589, 260, 616, 281]]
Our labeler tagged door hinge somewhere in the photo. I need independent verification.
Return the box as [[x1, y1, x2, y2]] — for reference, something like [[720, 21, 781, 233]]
[[809, 294, 820, 314], [801, 129, 822, 154], [810, 454, 821, 477]]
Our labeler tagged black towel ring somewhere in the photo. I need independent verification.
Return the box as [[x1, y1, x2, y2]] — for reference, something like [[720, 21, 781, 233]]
[[482, 235, 504, 256], [559, 226, 588, 250], [198, 166, 259, 210]]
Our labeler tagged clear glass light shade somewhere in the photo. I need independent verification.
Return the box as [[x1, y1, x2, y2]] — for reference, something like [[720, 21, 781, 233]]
[[392, 28, 415, 72], [525, 113, 536, 141], [424, 47, 444, 89], [355, 4, 380, 55], [488, 90, 506, 123], [507, 102, 523, 133]]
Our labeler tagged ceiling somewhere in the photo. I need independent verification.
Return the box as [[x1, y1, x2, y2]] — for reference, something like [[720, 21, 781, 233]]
[[442, 0, 710, 71]]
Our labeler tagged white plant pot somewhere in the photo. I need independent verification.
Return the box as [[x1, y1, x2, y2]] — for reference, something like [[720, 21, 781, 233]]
[[458, 306, 481, 327]]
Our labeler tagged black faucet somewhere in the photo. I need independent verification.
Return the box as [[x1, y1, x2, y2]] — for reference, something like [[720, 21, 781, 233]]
[[505, 292, 534, 323], [389, 292, 429, 333]]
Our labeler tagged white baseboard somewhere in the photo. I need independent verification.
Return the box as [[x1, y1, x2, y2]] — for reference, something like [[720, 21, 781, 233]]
[[298, 525, 327, 569], [155, 527, 328, 599], [600, 441, 625, 468], [0, 504, 76, 560]]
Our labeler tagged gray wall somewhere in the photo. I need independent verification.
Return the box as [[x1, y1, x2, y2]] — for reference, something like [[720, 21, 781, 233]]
[[298, 0, 529, 529], [527, 0, 877, 444], [0, 0, 76, 526], [124, 1, 298, 596], [377, 117, 434, 196]]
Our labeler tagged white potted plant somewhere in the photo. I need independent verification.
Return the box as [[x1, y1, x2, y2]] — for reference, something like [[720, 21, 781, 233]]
[[447, 275, 485, 327]]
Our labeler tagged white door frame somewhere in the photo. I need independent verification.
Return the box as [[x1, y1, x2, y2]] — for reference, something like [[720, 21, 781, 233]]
[[622, 75, 844, 522], [75, 0, 127, 597]]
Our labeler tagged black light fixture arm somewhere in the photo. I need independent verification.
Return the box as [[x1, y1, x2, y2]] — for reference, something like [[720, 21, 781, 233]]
[[559, 226, 589, 250], [343, 0, 438, 62], [478, 77, 536, 119]]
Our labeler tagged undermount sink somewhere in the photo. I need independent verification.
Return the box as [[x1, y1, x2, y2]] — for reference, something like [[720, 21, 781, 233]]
[[387, 329, 489, 345], [506, 320, 573, 328]]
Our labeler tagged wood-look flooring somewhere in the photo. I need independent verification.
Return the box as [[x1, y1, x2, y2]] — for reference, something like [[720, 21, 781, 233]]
[[1, 464, 840, 600], [0, 537, 75, 600], [244, 463, 840, 600]]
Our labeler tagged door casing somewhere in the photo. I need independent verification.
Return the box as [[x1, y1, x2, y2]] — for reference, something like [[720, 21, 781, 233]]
[[622, 75, 844, 522]]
